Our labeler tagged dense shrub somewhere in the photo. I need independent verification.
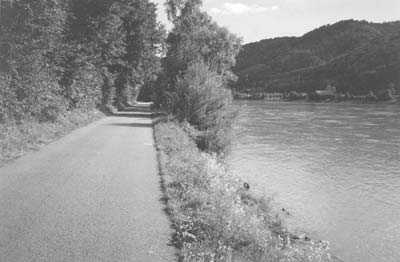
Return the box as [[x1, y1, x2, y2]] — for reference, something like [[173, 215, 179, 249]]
[[168, 62, 238, 154], [16, 70, 68, 122], [0, 70, 68, 122], [0, 0, 68, 122], [58, 51, 103, 111], [0, 76, 17, 122]]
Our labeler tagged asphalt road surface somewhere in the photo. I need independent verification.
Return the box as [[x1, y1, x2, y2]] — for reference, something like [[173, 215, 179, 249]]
[[0, 109, 175, 262]]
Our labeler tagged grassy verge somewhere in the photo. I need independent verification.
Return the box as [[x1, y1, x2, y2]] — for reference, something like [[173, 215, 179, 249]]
[[0, 109, 105, 166], [155, 120, 335, 262]]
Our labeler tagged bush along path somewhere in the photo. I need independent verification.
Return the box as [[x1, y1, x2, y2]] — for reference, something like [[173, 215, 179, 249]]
[[0, 105, 175, 262]]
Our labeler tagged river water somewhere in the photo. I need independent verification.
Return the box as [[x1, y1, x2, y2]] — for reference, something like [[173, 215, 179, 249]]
[[227, 101, 400, 262]]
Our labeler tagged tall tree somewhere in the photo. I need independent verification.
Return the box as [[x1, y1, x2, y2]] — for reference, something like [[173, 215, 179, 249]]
[[63, 0, 125, 108], [65, 0, 165, 107], [165, 0, 242, 82], [120, 0, 165, 104]]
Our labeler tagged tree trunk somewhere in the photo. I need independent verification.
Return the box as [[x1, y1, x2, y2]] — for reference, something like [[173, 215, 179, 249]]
[[102, 72, 116, 107], [132, 83, 143, 104]]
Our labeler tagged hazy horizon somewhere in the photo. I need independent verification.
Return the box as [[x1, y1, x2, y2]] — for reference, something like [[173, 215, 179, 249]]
[[153, 0, 400, 43]]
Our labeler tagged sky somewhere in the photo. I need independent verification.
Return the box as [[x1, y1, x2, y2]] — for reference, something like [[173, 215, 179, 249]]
[[152, 0, 400, 43]]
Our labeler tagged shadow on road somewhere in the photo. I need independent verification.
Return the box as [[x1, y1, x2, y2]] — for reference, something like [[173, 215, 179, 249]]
[[107, 122, 153, 128], [112, 113, 154, 118]]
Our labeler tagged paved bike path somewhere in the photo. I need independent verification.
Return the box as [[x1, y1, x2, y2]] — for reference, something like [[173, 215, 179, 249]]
[[0, 111, 175, 262]]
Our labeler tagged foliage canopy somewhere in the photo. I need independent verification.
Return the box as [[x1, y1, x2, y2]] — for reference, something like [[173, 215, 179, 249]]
[[0, 0, 165, 122]]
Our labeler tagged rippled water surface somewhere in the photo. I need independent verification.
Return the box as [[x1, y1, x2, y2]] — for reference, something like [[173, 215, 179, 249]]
[[227, 101, 400, 262]]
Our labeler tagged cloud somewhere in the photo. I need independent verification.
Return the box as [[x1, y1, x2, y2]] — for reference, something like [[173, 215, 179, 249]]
[[285, 0, 306, 5], [210, 3, 280, 15], [271, 5, 280, 11]]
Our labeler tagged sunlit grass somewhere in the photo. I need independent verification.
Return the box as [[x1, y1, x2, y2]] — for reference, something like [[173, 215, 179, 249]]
[[0, 109, 104, 165]]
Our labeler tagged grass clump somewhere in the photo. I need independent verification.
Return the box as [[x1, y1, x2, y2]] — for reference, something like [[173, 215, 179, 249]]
[[155, 121, 335, 262], [0, 109, 104, 165]]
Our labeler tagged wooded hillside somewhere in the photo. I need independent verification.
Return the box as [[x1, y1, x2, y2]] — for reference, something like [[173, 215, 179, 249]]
[[233, 20, 400, 95]]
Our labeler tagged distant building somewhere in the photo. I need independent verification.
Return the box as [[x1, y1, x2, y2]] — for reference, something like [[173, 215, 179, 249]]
[[312, 84, 336, 99], [264, 93, 284, 100], [286, 91, 308, 101], [315, 84, 336, 98]]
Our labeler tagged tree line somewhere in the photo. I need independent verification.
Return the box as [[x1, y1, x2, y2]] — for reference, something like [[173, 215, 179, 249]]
[[0, 0, 164, 122], [0, 0, 242, 154]]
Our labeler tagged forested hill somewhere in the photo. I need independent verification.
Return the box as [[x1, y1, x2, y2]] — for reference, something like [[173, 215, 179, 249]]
[[233, 20, 400, 95]]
